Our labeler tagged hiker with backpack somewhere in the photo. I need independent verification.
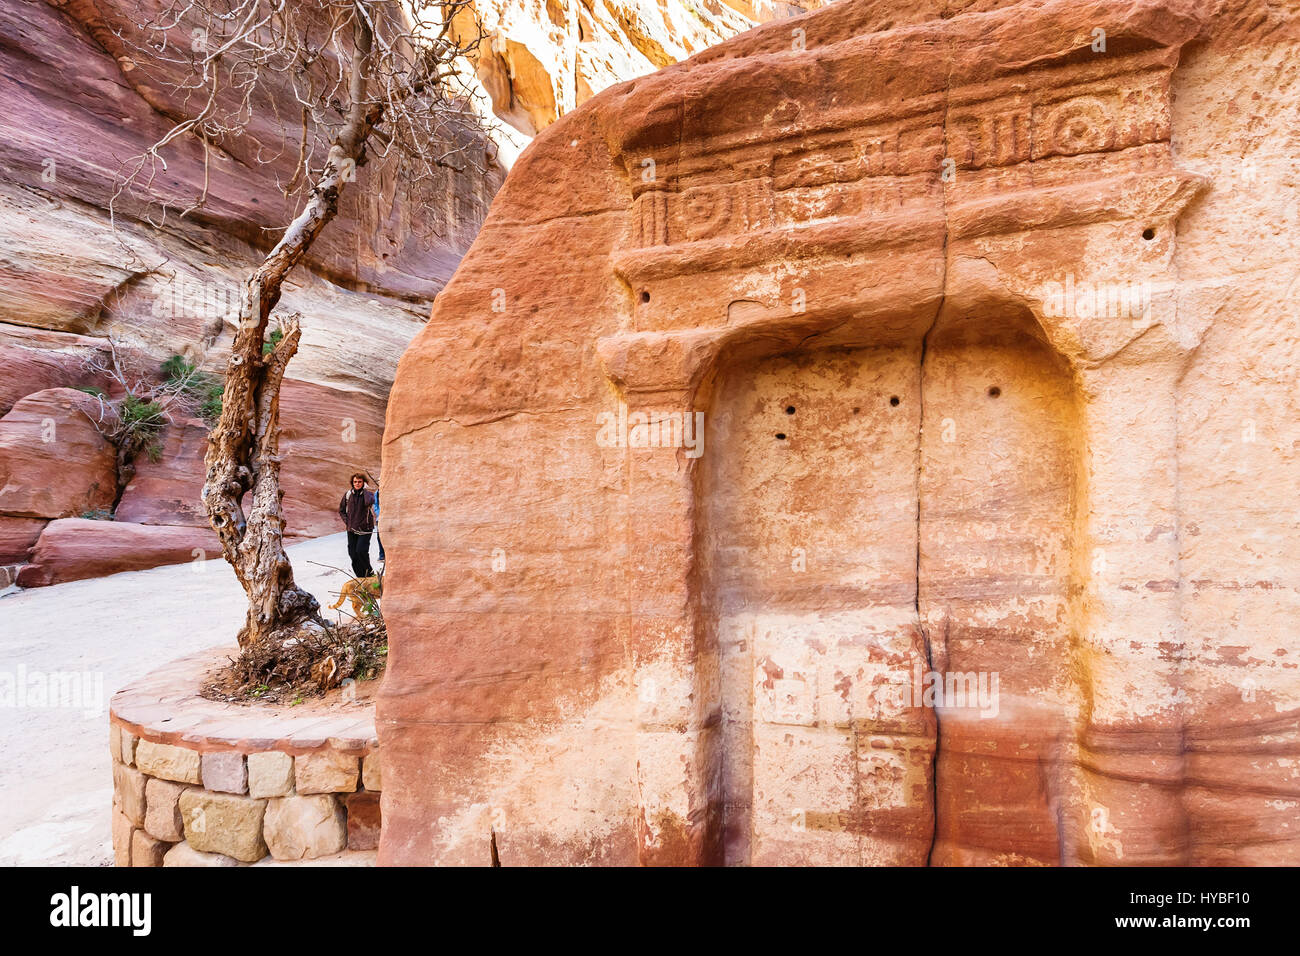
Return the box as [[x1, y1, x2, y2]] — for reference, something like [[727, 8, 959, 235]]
[[338, 472, 377, 578]]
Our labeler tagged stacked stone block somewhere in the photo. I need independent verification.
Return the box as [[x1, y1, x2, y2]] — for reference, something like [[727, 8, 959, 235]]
[[109, 723, 381, 867]]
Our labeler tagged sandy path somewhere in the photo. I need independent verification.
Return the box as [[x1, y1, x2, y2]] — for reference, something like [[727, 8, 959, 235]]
[[0, 532, 374, 866]]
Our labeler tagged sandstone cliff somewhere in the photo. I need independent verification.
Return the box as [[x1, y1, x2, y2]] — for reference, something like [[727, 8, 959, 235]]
[[380, 0, 1300, 865], [0, 0, 759, 587], [454, 0, 823, 161]]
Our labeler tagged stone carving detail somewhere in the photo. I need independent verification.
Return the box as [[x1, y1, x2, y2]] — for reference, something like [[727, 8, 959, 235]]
[[679, 185, 734, 240], [622, 58, 1174, 253]]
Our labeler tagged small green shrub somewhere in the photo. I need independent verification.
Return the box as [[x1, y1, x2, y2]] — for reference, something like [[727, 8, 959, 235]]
[[160, 354, 193, 381], [76, 385, 106, 398], [120, 393, 165, 431], [261, 328, 284, 356], [160, 353, 223, 426]]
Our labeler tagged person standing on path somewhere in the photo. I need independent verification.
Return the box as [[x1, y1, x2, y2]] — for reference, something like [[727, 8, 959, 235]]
[[338, 473, 376, 578]]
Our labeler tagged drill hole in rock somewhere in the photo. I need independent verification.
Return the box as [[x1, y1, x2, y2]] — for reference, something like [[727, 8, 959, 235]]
[[775, 432, 786, 440], [988, 386, 1001, 398], [640, 290, 651, 303], [890, 396, 900, 406], [786, 406, 796, 415], [1142, 227, 1156, 241]]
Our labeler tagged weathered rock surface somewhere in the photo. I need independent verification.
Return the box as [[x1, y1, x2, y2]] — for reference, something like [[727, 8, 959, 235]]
[[16, 518, 222, 587], [264, 795, 348, 861], [458, 0, 823, 140], [361, 752, 382, 792], [344, 790, 382, 851], [295, 751, 360, 795], [111, 762, 146, 826], [112, 418, 212, 529], [0, 0, 757, 586], [144, 778, 190, 843], [0, 0, 501, 585], [247, 752, 296, 800], [178, 790, 267, 862], [0, 388, 117, 520], [0, 327, 111, 416], [134, 740, 202, 785], [0, 516, 46, 565], [130, 829, 168, 867], [199, 753, 248, 795], [380, 0, 1300, 865], [162, 842, 244, 867]]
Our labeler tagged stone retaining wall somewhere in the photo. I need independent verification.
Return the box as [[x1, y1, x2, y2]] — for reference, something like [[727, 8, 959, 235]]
[[109, 648, 380, 867]]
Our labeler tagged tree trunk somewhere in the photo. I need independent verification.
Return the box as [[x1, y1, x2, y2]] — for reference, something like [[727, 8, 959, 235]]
[[202, 14, 379, 648]]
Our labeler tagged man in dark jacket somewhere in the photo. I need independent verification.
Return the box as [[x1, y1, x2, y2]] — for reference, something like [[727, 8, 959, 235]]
[[338, 473, 376, 578]]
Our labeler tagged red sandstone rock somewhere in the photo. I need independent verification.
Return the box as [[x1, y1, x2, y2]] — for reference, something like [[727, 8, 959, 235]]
[[0, 0, 500, 574], [379, 0, 1300, 866], [144, 778, 191, 844], [264, 795, 347, 861], [0, 328, 111, 417], [113, 418, 211, 528], [0, 388, 117, 520], [0, 516, 45, 564], [279, 380, 387, 539], [130, 830, 169, 868], [344, 790, 381, 851], [16, 519, 221, 587]]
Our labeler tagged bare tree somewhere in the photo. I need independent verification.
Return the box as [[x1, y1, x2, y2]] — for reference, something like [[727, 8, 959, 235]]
[[107, 0, 492, 646]]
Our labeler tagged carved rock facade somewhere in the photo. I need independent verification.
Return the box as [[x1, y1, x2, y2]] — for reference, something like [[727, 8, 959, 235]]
[[381, 0, 1300, 864]]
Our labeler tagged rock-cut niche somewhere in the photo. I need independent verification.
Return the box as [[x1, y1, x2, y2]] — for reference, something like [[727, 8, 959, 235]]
[[699, 302, 1085, 866]]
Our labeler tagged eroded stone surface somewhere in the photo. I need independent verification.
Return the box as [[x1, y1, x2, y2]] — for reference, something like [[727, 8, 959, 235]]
[[112, 762, 147, 827], [455, 0, 819, 139], [379, 0, 1300, 865], [0, 388, 116, 520], [17, 519, 222, 587], [264, 795, 347, 861], [361, 752, 382, 792], [131, 830, 169, 868], [344, 790, 381, 851], [144, 778, 191, 843], [295, 751, 360, 795], [134, 741, 202, 785], [200, 752, 248, 795], [247, 752, 295, 799], [120, 729, 138, 767], [178, 790, 267, 863], [163, 842, 244, 867]]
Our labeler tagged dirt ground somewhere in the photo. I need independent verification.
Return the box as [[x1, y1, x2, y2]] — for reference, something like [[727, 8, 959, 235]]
[[0, 532, 376, 865]]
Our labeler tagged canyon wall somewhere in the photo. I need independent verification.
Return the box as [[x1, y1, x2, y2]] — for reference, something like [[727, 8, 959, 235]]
[[0, 0, 758, 587], [0, 0, 499, 585], [379, 0, 1300, 864], [457, 0, 822, 142]]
